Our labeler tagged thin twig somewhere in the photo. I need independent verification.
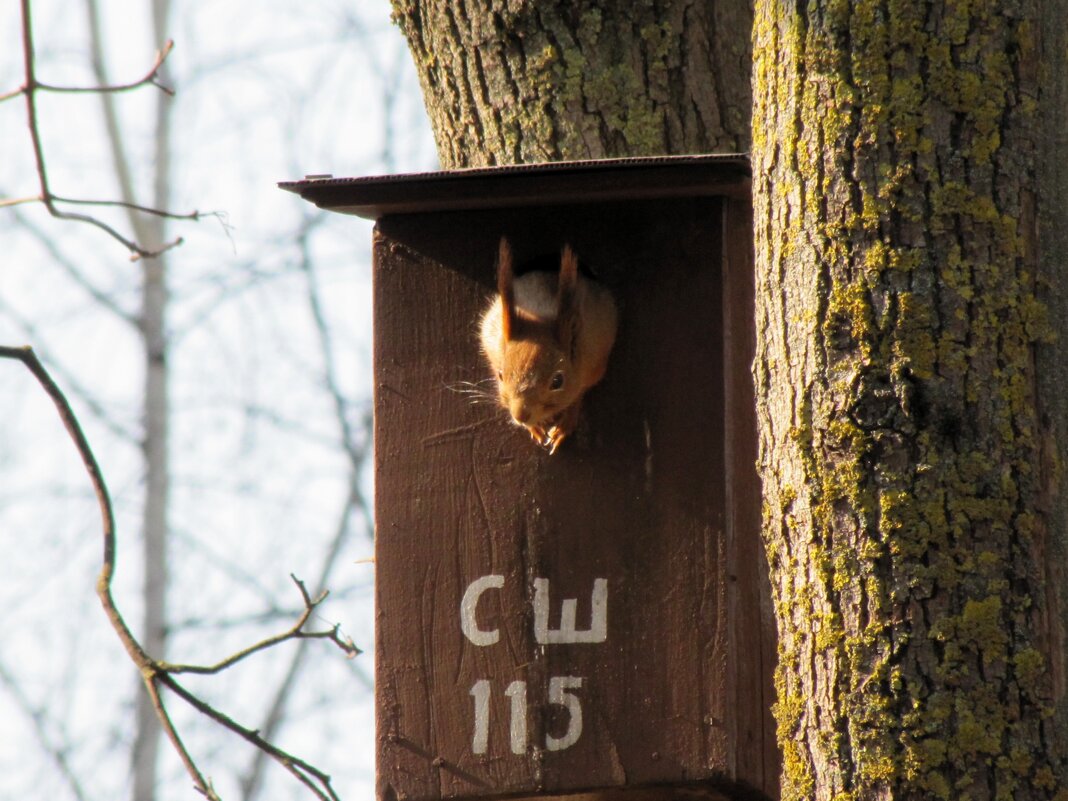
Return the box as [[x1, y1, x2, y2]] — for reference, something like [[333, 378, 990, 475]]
[[50, 194, 204, 221], [0, 195, 42, 207], [37, 39, 176, 95], [160, 575, 358, 675], [0, 38, 174, 102], [8, 0, 195, 258], [0, 346, 354, 801], [144, 677, 220, 801], [159, 675, 339, 801]]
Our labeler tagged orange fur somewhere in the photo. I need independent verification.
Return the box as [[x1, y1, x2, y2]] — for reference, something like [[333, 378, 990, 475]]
[[479, 238, 618, 453]]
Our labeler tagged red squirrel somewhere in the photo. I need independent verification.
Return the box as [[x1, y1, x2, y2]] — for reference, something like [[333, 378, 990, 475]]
[[479, 238, 618, 453]]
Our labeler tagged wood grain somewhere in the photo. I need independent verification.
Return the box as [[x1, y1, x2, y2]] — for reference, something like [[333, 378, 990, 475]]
[[373, 192, 774, 801]]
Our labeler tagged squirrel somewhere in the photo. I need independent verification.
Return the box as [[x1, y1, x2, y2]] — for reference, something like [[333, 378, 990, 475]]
[[479, 238, 618, 454]]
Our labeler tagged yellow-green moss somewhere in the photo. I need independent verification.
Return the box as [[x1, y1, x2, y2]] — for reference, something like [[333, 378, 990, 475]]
[[754, 0, 1057, 796], [774, 683, 816, 800]]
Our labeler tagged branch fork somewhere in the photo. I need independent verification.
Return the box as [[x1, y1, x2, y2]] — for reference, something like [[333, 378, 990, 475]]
[[1, 0, 204, 259], [1, 345, 355, 801]]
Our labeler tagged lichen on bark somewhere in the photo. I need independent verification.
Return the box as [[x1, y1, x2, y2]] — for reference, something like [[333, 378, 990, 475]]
[[390, 0, 751, 167], [753, 0, 1065, 798]]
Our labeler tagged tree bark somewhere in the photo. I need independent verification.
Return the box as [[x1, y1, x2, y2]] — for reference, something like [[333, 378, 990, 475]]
[[390, 0, 752, 167], [1036, 0, 1068, 770], [752, 1, 1066, 799], [395, 0, 1068, 798]]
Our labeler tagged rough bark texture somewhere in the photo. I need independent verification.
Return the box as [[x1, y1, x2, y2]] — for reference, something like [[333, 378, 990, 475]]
[[390, 0, 752, 167], [1036, 0, 1068, 760], [752, 1, 1066, 799]]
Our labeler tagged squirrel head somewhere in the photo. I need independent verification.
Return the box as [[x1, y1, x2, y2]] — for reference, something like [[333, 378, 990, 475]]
[[490, 240, 582, 430]]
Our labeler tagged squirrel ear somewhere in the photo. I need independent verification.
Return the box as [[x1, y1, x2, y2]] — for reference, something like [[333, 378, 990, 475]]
[[556, 244, 578, 352], [498, 237, 516, 342]]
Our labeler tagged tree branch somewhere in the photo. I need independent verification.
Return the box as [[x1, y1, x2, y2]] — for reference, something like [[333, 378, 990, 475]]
[[2, 0, 201, 259], [0, 345, 356, 801], [159, 674, 341, 801], [160, 575, 358, 676], [37, 39, 176, 95], [0, 33, 174, 102]]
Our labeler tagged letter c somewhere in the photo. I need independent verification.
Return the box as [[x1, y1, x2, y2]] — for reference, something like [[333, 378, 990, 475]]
[[460, 575, 505, 646]]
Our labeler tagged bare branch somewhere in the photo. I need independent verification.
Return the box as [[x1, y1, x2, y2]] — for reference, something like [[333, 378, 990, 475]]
[[5, 0, 198, 258], [0, 36, 174, 103], [144, 677, 220, 801], [0, 346, 355, 801], [241, 477, 367, 800], [50, 194, 205, 222], [160, 575, 359, 676], [36, 39, 176, 95], [0, 194, 43, 208], [159, 675, 341, 801]]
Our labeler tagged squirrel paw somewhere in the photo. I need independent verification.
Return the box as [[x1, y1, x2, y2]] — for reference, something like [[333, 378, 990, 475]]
[[525, 424, 548, 446], [546, 403, 581, 454], [545, 426, 568, 454]]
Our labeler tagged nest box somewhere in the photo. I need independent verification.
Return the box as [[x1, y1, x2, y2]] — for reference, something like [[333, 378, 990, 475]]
[[281, 155, 778, 801]]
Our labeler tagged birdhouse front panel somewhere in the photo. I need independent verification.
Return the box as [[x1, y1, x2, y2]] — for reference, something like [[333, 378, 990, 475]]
[[368, 187, 773, 801]]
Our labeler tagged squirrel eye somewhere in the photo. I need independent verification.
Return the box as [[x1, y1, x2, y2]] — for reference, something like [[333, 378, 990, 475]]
[[496, 370, 503, 381], [550, 371, 565, 391]]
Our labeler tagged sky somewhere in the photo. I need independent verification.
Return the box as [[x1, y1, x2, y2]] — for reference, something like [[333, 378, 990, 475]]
[[0, 1, 437, 799]]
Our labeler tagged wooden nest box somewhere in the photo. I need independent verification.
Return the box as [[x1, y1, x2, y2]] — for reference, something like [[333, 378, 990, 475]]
[[281, 155, 779, 801]]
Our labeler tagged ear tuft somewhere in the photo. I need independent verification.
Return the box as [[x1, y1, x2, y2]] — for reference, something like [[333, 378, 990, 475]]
[[498, 237, 516, 341], [556, 244, 579, 351]]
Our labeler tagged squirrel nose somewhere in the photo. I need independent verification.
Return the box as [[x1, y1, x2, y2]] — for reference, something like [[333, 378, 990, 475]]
[[511, 403, 532, 424]]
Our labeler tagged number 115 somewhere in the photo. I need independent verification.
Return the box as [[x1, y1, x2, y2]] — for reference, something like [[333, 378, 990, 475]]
[[470, 677, 584, 755]]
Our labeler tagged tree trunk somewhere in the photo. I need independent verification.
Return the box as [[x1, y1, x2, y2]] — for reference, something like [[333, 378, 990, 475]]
[[390, 0, 751, 167], [395, 0, 1068, 798], [752, 1, 1066, 799], [1036, 0, 1068, 768], [86, 0, 174, 795]]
